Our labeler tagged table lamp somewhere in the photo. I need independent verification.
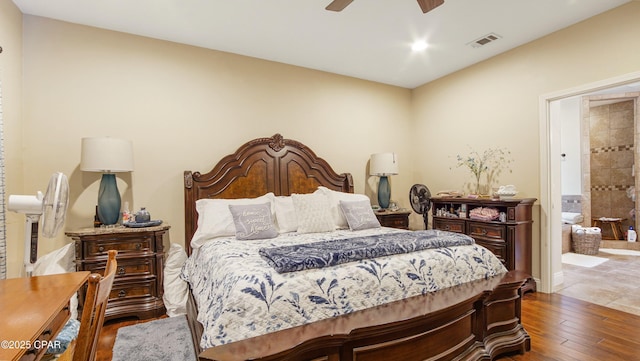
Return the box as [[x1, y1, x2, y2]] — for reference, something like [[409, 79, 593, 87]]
[[370, 152, 398, 209], [81, 137, 133, 225]]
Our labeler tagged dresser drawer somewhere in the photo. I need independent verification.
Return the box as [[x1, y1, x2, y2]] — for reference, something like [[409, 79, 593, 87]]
[[83, 234, 154, 258], [376, 213, 410, 229], [433, 218, 466, 233], [475, 239, 507, 266], [83, 256, 157, 279], [110, 278, 158, 303], [468, 222, 505, 241]]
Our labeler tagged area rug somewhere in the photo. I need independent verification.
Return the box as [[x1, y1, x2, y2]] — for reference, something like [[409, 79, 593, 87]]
[[112, 315, 196, 361], [599, 248, 640, 256], [561, 252, 609, 268]]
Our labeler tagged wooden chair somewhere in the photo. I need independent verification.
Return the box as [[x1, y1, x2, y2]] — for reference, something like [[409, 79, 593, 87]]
[[59, 250, 118, 361]]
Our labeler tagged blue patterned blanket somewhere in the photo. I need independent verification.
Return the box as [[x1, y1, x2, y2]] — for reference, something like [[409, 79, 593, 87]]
[[259, 230, 474, 273]]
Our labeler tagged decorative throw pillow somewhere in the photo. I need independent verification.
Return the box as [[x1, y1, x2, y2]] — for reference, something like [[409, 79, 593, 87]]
[[191, 193, 275, 248], [274, 196, 298, 233], [339, 200, 381, 231], [317, 186, 370, 229], [292, 192, 335, 234], [229, 203, 279, 240]]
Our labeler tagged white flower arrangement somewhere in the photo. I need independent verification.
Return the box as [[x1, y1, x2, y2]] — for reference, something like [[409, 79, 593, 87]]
[[453, 147, 513, 195]]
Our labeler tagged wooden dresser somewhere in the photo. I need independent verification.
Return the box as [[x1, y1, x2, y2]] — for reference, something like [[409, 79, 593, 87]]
[[431, 197, 536, 292], [66, 224, 169, 320], [375, 209, 411, 229]]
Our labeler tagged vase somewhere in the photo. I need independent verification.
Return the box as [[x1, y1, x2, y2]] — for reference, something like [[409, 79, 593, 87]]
[[377, 175, 391, 209], [474, 173, 483, 195], [135, 207, 151, 223], [97, 173, 121, 225]]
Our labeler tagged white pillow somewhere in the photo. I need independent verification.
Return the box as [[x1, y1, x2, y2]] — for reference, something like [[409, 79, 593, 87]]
[[274, 196, 298, 233], [33, 243, 78, 320], [339, 200, 381, 231], [317, 186, 370, 229], [191, 192, 276, 248], [163, 243, 189, 317], [292, 192, 335, 234]]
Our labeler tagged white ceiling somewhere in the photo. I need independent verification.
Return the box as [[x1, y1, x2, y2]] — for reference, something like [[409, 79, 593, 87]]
[[11, 0, 632, 89]]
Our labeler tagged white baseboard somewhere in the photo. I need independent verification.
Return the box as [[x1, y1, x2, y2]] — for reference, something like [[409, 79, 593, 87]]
[[552, 270, 564, 292]]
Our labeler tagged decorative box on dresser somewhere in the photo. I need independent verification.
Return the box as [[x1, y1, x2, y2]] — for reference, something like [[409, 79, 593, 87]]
[[375, 209, 411, 229], [431, 197, 536, 293], [66, 224, 170, 320]]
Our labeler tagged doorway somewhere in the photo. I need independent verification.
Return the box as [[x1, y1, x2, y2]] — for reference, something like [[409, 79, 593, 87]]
[[539, 72, 640, 294]]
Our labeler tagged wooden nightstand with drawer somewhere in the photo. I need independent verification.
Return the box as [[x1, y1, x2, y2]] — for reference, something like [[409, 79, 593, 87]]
[[375, 209, 411, 229], [66, 224, 169, 321]]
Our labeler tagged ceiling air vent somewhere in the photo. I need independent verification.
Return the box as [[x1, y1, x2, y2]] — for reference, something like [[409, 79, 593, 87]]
[[467, 33, 502, 48]]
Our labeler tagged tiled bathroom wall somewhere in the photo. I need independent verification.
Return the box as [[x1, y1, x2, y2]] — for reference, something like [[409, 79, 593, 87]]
[[589, 100, 635, 238], [561, 195, 582, 213]]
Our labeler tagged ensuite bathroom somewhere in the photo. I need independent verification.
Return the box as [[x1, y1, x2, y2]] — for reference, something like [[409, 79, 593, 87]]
[[555, 85, 640, 315], [559, 87, 640, 252]]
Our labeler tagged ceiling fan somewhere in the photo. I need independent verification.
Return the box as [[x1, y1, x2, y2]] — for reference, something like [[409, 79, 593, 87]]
[[326, 0, 444, 13]]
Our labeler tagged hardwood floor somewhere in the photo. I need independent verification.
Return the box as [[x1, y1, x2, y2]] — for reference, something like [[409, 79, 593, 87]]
[[498, 292, 640, 361], [97, 293, 640, 361]]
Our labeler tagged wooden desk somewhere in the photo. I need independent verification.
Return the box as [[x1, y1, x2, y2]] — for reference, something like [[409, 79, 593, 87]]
[[0, 272, 90, 361]]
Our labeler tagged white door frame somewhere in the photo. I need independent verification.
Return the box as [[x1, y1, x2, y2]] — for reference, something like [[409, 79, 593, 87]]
[[538, 71, 640, 293]]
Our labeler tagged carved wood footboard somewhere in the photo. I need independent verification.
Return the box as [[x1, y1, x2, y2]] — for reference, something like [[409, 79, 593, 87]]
[[192, 270, 530, 361]]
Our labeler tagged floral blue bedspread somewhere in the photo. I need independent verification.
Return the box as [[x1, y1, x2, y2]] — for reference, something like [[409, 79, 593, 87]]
[[181, 228, 506, 349]]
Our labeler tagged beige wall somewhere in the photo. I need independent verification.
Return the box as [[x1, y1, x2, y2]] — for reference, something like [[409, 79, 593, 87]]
[[412, 2, 640, 283], [0, 0, 24, 278], [9, 16, 413, 277]]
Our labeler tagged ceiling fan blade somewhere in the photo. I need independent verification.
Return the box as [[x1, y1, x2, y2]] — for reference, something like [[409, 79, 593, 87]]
[[417, 0, 444, 13], [326, 0, 354, 12]]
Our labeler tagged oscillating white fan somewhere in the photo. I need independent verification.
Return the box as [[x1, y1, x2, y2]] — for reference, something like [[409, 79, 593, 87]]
[[8, 172, 69, 276]]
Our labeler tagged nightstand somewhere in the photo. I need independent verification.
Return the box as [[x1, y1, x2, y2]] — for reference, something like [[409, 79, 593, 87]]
[[66, 224, 169, 321], [375, 209, 411, 229]]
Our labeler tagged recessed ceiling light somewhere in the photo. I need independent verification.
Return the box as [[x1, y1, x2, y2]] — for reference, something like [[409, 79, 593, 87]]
[[411, 40, 428, 52]]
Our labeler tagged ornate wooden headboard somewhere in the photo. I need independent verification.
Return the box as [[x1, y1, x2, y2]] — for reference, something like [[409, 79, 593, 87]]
[[183, 133, 354, 254]]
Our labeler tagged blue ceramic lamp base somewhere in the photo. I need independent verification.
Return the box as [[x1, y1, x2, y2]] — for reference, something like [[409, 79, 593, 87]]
[[97, 173, 121, 225], [378, 175, 391, 209]]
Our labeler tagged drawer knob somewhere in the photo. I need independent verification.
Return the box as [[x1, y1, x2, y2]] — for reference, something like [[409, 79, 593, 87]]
[[444, 225, 450, 231], [98, 246, 105, 252], [118, 290, 127, 298], [136, 243, 142, 250], [117, 266, 126, 275]]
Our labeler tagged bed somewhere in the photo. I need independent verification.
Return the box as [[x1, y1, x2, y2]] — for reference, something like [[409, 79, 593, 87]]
[[182, 134, 530, 361]]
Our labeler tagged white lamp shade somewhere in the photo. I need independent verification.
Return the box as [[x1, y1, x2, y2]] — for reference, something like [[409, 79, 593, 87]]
[[370, 153, 398, 176], [81, 137, 134, 172]]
